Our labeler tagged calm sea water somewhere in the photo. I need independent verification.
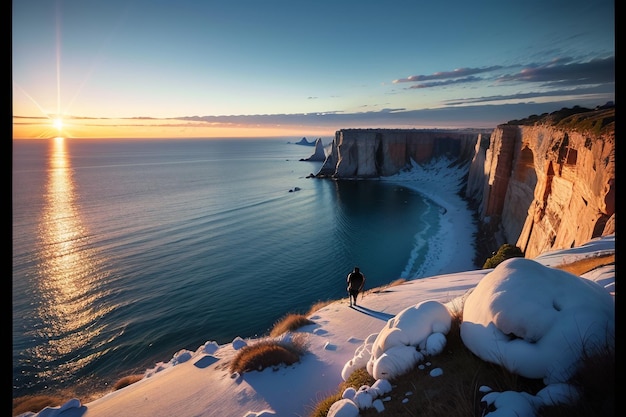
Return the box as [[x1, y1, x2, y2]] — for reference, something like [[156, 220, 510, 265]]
[[12, 137, 442, 399]]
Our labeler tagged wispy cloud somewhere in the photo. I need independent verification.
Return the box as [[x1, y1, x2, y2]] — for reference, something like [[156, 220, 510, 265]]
[[13, 54, 614, 138], [406, 76, 484, 89], [391, 56, 614, 93], [393, 66, 503, 84], [496, 56, 614, 85], [387, 55, 613, 111], [444, 85, 614, 106]]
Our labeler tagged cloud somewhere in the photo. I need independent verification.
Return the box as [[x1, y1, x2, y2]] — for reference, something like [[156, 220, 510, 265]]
[[171, 100, 611, 129], [444, 84, 615, 106], [496, 56, 614, 85], [390, 56, 614, 96], [406, 76, 484, 89], [393, 66, 503, 83]]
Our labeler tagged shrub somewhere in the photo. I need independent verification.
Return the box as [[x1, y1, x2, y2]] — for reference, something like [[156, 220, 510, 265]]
[[113, 374, 144, 391], [270, 313, 315, 337], [12, 395, 65, 416], [306, 368, 375, 417], [229, 333, 309, 374], [482, 243, 524, 269]]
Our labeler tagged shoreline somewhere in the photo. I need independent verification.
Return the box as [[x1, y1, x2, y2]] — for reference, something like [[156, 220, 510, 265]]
[[13, 157, 486, 408], [382, 158, 482, 278]]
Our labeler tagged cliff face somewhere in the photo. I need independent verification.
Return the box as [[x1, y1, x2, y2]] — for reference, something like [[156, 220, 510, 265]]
[[300, 137, 326, 161], [316, 129, 478, 178], [315, 107, 615, 261], [466, 120, 615, 258]]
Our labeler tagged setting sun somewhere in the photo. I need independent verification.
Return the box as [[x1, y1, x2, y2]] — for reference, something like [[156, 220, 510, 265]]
[[53, 117, 63, 132]]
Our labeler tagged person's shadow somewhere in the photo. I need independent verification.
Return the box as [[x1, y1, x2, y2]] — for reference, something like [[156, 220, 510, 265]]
[[350, 304, 394, 321]]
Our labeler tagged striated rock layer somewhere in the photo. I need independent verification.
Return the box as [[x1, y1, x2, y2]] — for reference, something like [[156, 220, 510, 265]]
[[465, 119, 615, 259], [314, 107, 615, 261], [316, 128, 479, 178]]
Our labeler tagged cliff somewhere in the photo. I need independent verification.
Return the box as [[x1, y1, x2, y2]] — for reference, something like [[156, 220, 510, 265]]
[[465, 106, 615, 258], [315, 129, 480, 178], [300, 137, 326, 161], [314, 105, 615, 261]]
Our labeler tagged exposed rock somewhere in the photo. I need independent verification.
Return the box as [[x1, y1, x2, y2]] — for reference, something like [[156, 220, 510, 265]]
[[292, 137, 315, 146], [315, 129, 480, 178], [466, 106, 615, 258], [312, 106, 615, 262], [300, 137, 326, 161]]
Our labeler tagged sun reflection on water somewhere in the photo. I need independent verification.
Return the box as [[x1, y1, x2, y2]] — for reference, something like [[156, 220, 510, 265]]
[[32, 137, 114, 381]]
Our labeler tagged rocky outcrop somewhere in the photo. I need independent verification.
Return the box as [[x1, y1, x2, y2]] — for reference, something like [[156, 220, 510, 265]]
[[292, 137, 315, 146], [301, 137, 326, 161], [315, 129, 480, 178], [466, 107, 615, 258]]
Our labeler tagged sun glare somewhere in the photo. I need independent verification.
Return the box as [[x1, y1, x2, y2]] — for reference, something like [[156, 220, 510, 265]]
[[53, 117, 64, 132]]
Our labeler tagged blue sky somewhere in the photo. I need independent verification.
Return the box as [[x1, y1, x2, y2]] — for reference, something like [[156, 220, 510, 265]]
[[12, 0, 615, 138]]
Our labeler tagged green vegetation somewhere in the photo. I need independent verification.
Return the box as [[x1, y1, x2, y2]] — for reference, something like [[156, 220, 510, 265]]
[[306, 368, 376, 417], [505, 103, 615, 137], [482, 243, 524, 269]]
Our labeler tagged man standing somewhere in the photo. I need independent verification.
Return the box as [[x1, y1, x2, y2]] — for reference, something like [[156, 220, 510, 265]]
[[346, 266, 365, 307]]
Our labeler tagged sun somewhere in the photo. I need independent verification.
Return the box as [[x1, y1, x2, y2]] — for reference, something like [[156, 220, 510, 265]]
[[53, 117, 64, 132]]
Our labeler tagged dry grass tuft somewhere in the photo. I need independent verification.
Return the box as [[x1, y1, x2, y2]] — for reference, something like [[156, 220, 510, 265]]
[[270, 313, 315, 337], [112, 374, 144, 391], [229, 333, 309, 374], [554, 253, 614, 276], [307, 300, 335, 315], [12, 373, 145, 416], [370, 278, 406, 294], [12, 395, 65, 416], [387, 278, 407, 287]]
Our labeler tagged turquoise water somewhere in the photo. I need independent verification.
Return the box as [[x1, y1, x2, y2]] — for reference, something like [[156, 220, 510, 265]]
[[12, 137, 442, 398]]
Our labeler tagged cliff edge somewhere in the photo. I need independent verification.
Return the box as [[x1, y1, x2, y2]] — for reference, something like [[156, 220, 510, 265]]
[[465, 105, 615, 258], [315, 128, 481, 178], [314, 105, 615, 261]]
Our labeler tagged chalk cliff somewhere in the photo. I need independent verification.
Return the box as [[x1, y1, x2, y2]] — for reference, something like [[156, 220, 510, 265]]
[[314, 105, 615, 261], [300, 137, 327, 162], [315, 129, 479, 178]]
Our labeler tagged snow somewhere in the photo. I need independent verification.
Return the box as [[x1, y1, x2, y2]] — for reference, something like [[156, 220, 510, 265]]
[[461, 257, 614, 385], [18, 159, 615, 417]]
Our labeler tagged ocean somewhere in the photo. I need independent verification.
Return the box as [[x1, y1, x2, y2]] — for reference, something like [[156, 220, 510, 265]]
[[12, 137, 445, 400]]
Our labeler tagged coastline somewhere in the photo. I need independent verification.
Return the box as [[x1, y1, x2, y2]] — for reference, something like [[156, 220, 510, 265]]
[[14, 232, 616, 417], [382, 157, 480, 278], [13, 156, 483, 412]]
